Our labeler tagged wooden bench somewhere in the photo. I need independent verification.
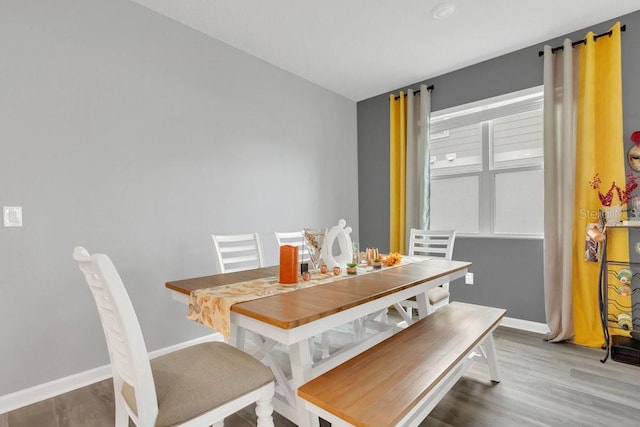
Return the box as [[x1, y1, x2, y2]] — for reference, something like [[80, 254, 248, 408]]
[[297, 302, 506, 427]]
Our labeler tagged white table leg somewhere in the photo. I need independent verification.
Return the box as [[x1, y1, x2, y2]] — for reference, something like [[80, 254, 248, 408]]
[[289, 340, 320, 427], [415, 292, 429, 319], [393, 303, 413, 325], [230, 324, 246, 351], [320, 332, 331, 359]]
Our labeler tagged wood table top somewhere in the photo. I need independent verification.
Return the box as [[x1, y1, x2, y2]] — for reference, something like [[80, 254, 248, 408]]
[[166, 258, 470, 330]]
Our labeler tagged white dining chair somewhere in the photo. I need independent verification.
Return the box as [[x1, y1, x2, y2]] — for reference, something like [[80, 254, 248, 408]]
[[73, 246, 275, 427], [274, 231, 311, 264], [212, 233, 265, 273], [397, 229, 457, 319]]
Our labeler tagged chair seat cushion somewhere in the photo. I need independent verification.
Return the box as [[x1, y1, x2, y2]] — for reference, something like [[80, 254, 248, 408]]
[[427, 286, 450, 304], [122, 341, 274, 427]]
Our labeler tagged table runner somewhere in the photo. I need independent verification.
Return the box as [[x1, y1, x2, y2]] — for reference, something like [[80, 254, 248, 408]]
[[187, 256, 425, 337]]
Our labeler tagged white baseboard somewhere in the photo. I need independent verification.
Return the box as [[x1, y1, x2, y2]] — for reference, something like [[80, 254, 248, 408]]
[[500, 316, 550, 335], [0, 333, 223, 415]]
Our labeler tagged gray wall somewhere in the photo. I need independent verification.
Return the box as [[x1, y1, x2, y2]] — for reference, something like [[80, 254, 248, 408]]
[[0, 0, 357, 395], [358, 11, 640, 323]]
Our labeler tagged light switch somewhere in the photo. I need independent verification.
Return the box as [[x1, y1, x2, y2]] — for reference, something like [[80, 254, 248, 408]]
[[3, 206, 23, 227]]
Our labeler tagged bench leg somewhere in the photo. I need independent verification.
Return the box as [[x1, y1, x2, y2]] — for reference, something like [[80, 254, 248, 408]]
[[481, 333, 501, 383]]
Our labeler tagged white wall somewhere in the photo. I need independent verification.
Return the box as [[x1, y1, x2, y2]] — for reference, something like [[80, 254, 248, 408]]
[[0, 0, 358, 396]]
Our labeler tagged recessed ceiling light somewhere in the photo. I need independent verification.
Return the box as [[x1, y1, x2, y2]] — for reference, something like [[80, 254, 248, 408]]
[[431, 2, 456, 20]]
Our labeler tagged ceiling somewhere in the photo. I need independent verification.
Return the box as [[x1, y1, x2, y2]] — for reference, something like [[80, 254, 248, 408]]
[[130, 0, 640, 102]]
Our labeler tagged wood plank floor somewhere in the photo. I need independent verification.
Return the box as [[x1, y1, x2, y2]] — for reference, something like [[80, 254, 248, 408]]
[[2, 326, 639, 426]]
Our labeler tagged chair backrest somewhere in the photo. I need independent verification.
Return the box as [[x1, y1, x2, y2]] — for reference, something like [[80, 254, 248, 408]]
[[274, 231, 311, 263], [408, 229, 456, 260], [212, 233, 265, 273], [73, 247, 158, 423]]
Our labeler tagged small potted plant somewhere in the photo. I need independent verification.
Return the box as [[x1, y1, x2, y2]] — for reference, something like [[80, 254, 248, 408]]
[[346, 262, 357, 275], [373, 258, 382, 269]]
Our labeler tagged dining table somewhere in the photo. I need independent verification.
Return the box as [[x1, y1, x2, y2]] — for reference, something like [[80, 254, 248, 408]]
[[166, 257, 470, 427]]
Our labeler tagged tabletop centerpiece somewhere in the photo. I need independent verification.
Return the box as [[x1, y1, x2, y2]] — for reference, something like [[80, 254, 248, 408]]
[[383, 252, 402, 266], [304, 227, 327, 272]]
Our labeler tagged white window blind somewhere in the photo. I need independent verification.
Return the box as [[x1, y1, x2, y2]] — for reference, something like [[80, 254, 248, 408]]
[[429, 86, 544, 236], [430, 89, 543, 133], [492, 109, 543, 169], [430, 123, 482, 177]]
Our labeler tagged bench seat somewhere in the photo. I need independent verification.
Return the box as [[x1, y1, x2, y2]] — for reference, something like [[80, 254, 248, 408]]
[[297, 302, 506, 427]]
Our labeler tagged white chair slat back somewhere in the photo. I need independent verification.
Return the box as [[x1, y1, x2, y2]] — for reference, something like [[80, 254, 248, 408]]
[[274, 230, 311, 263], [212, 233, 265, 273], [73, 247, 159, 423]]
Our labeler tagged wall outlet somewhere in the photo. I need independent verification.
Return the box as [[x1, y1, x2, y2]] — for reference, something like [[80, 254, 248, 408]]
[[465, 272, 474, 285], [3, 206, 22, 227]]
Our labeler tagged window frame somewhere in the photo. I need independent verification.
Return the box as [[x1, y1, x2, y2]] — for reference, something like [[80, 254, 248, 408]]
[[429, 86, 544, 238]]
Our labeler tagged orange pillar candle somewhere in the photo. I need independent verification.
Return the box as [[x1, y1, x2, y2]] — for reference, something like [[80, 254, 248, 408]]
[[279, 245, 299, 285]]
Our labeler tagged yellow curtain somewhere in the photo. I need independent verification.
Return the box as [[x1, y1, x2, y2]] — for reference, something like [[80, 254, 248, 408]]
[[389, 92, 406, 254], [573, 22, 628, 347]]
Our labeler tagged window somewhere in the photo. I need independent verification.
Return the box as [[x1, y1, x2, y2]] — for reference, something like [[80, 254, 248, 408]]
[[429, 86, 544, 236], [431, 176, 480, 234]]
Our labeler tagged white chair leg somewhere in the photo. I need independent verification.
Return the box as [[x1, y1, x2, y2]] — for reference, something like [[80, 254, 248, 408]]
[[114, 407, 128, 427], [113, 386, 129, 427], [256, 383, 275, 427]]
